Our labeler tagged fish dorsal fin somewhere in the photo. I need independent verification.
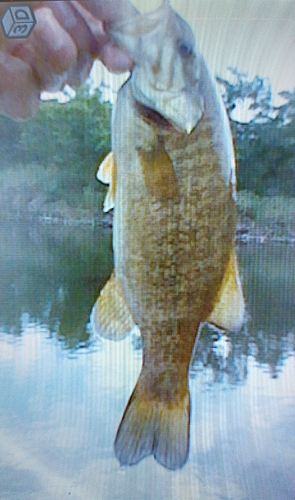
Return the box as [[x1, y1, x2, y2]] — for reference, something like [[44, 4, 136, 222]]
[[91, 273, 136, 341], [207, 248, 245, 333], [96, 152, 117, 212]]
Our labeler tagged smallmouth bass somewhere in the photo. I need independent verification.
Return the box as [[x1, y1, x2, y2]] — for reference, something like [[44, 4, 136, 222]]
[[92, 0, 245, 470]]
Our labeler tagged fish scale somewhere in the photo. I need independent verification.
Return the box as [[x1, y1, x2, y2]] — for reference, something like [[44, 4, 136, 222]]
[[114, 90, 235, 325], [92, 0, 245, 470]]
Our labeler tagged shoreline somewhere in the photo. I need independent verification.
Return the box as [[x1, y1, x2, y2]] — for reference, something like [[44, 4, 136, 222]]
[[1, 210, 294, 245]]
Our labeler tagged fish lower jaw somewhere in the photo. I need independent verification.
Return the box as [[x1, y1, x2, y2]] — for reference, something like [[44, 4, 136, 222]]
[[131, 80, 202, 134]]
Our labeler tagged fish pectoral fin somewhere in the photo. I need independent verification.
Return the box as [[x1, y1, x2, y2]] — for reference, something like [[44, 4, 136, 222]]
[[96, 152, 117, 212], [90, 273, 136, 341], [207, 249, 245, 332], [114, 379, 190, 470], [137, 138, 179, 200]]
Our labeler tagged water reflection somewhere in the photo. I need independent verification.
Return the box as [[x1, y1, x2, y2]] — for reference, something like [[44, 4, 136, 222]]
[[238, 243, 295, 377], [0, 222, 113, 349], [0, 222, 294, 499], [1, 222, 294, 374]]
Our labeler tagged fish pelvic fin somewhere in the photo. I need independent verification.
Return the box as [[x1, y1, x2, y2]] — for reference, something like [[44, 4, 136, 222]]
[[114, 381, 190, 470], [207, 247, 245, 332], [91, 273, 135, 341], [96, 152, 117, 212]]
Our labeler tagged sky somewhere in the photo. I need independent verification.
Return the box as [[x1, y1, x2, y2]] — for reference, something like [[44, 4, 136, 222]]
[[91, 0, 295, 107]]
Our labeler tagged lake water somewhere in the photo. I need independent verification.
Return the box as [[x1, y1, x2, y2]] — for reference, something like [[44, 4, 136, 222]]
[[0, 222, 294, 500]]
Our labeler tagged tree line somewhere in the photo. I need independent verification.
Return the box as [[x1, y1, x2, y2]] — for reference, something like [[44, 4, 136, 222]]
[[0, 70, 294, 198], [0, 83, 112, 207], [218, 69, 295, 196]]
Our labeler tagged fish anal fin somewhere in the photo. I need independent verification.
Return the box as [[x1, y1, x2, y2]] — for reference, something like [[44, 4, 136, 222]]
[[114, 379, 190, 470], [91, 273, 135, 341], [137, 139, 178, 200], [96, 152, 117, 212], [207, 249, 245, 332]]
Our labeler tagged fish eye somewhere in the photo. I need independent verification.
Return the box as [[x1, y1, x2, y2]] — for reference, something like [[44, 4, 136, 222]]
[[177, 39, 194, 58]]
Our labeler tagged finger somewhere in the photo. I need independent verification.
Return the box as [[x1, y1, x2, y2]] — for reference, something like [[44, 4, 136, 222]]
[[51, 1, 105, 84], [69, 1, 134, 73], [9, 7, 77, 89], [73, 0, 138, 24], [43, 1, 99, 54], [0, 52, 40, 120], [66, 52, 94, 87], [99, 43, 135, 73]]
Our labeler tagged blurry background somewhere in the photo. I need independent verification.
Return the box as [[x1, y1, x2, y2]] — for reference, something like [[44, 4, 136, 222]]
[[1, 0, 294, 227], [92, 0, 295, 107], [0, 2, 294, 499]]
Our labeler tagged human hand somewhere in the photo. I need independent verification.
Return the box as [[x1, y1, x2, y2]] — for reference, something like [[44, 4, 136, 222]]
[[0, 0, 136, 119]]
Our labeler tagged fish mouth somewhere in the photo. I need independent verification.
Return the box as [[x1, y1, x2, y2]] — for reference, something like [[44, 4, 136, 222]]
[[135, 101, 173, 130], [132, 80, 203, 135], [134, 100, 199, 134]]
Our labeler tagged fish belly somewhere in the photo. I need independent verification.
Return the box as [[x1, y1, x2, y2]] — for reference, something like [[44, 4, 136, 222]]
[[112, 82, 236, 470], [113, 83, 236, 353]]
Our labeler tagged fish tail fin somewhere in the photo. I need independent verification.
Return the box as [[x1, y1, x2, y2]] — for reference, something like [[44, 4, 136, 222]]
[[114, 378, 190, 470]]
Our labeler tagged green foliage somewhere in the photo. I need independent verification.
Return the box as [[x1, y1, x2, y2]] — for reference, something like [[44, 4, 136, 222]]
[[237, 190, 295, 234], [0, 73, 294, 221], [0, 115, 23, 164], [236, 190, 262, 220], [19, 83, 112, 162], [217, 68, 273, 124], [80, 185, 105, 210], [0, 82, 111, 217], [217, 70, 295, 196]]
